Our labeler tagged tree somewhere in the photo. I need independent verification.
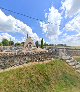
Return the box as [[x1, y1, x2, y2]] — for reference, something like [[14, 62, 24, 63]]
[[15, 42, 21, 46], [2, 39, 9, 46], [44, 42, 48, 46], [21, 42, 25, 46], [41, 38, 44, 49], [35, 41, 39, 48], [9, 41, 14, 46], [0, 43, 3, 46]]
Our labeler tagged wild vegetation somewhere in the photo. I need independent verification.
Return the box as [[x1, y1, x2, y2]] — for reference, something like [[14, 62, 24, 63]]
[[0, 59, 80, 92]]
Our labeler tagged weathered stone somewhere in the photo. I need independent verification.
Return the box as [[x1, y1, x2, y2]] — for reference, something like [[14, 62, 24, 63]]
[[0, 51, 57, 69]]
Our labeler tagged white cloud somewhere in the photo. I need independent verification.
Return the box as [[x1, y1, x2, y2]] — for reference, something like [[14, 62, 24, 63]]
[[61, 33, 80, 46], [40, 6, 62, 41], [0, 33, 16, 42], [63, 14, 80, 45], [0, 10, 40, 41], [40, 3, 80, 45], [60, 0, 80, 46], [61, 0, 72, 17], [68, 0, 80, 17], [65, 14, 80, 33], [61, 0, 80, 17]]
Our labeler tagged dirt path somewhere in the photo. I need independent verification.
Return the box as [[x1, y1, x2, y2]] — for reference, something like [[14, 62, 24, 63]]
[[0, 60, 52, 73]]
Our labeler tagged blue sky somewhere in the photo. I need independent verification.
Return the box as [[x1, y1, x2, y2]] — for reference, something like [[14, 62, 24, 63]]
[[0, 0, 54, 41], [0, 0, 80, 45]]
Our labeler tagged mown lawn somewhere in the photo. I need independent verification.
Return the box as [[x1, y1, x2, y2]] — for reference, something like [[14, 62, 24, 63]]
[[0, 59, 80, 92]]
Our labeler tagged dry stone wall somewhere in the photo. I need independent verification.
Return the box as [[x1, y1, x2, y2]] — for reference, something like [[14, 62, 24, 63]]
[[1, 48, 80, 69], [67, 49, 80, 56], [0, 51, 57, 69]]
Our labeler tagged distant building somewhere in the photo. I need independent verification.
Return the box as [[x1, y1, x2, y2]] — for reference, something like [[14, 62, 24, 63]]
[[24, 37, 34, 48]]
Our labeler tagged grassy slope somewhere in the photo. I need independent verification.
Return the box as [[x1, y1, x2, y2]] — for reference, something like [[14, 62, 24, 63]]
[[0, 60, 80, 92]]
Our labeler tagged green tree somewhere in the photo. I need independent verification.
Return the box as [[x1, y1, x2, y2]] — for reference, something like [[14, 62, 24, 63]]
[[21, 42, 25, 46], [0, 43, 3, 46], [9, 41, 14, 46], [44, 42, 48, 46], [41, 38, 44, 49], [15, 42, 21, 46], [35, 41, 39, 48], [2, 39, 9, 46]]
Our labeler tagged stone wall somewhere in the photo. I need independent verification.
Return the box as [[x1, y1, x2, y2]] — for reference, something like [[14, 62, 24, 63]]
[[67, 49, 80, 56], [1, 48, 80, 69], [57, 48, 80, 56], [0, 51, 57, 69]]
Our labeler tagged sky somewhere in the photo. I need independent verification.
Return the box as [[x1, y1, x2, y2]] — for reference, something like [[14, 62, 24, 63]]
[[0, 0, 80, 46]]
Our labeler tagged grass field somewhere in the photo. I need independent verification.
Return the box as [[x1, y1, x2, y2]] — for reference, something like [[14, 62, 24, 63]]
[[73, 56, 80, 62], [0, 59, 80, 92], [46, 45, 80, 49]]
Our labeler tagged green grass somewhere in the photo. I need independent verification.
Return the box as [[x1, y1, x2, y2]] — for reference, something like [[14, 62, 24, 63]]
[[73, 56, 80, 62], [70, 46, 80, 49], [46, 45, 80, 50], [0, 59, 80, 92]]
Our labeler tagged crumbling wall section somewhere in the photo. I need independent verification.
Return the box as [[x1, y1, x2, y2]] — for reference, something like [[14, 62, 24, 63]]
[[0, 51, 57, 69]]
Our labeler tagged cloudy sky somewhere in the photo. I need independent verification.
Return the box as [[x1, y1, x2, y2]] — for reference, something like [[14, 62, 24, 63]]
[[0, 0, 80, 46]]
